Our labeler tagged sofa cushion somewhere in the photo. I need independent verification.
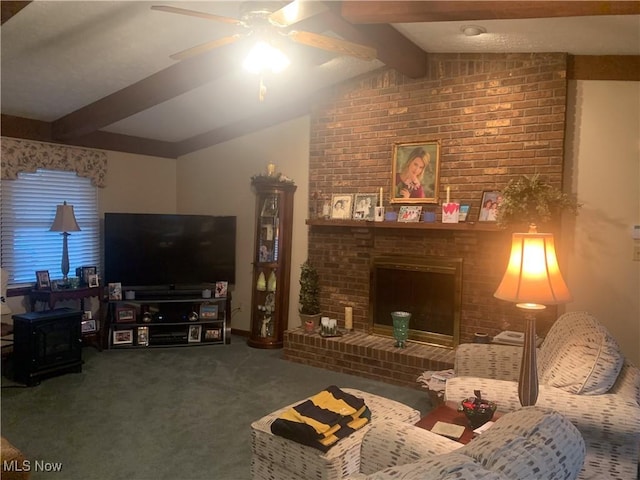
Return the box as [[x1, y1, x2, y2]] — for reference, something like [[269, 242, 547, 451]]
[[538, 312, 623, 395]]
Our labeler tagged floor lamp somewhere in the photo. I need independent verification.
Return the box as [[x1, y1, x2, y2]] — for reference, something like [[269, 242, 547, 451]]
[[493, 224, 571, 406], [49, 201, 81, 285]]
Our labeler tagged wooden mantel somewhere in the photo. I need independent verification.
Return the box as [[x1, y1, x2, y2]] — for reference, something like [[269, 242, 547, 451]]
[[306, 218, 502, 232]]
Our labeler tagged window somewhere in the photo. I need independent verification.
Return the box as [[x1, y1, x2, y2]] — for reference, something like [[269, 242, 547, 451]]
[[1, 169, 99, 285]]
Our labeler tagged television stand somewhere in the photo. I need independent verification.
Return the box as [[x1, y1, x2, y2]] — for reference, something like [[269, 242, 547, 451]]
[[107, 293, 230, 349]]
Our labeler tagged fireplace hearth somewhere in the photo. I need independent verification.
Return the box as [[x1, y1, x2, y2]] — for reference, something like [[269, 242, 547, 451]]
[[371, 255, 462, 348]]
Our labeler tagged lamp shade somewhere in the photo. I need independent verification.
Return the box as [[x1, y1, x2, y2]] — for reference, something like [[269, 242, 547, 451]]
[[494, 226, 571, 308], [49, 201, 80, 233]]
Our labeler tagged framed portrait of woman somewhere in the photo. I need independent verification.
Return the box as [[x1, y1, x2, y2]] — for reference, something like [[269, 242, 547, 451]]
[[330, 194, 353, 220], [391, 140, 441, 204]]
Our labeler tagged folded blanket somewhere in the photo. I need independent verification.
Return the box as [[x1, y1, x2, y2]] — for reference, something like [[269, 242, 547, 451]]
[[270, 385, 371, 451]]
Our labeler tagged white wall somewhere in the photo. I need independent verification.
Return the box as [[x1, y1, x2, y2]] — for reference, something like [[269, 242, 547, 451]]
[[564, 80, 640, 364], [176, 116, 310, 333], [99, 151, 177, 215]]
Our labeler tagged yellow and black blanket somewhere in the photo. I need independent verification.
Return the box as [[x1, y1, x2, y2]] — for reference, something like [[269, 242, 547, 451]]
[[270, 385, 371, 452]]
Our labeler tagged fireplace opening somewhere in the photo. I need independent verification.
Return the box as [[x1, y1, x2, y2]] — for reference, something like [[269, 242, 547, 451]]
[[370, 256, 462, 348]]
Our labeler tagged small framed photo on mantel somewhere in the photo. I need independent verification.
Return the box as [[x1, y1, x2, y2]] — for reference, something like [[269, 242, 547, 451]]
[[397, 206, 422, 223], [458, 204, 471, 222], [352, 193, 377, 221], [479, 191, 502, 222], [330, 194, 353, 220]]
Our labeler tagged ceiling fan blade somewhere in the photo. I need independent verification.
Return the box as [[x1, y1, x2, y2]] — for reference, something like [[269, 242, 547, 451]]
[[170, 34, 243, 61], [269, 0, 329, 27], [151, 5, 244, 26], [287, 30, 377, 61]]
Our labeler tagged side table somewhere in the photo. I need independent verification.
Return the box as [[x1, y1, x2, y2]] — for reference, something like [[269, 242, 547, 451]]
[[415, 401, 502, 445], [29, 286, 103, 350]]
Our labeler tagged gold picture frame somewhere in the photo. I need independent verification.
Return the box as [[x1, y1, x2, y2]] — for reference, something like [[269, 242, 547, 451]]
[[391, 140, 441, 204]]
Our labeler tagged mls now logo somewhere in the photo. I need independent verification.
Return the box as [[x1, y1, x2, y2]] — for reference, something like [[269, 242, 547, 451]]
[[3, 459, 63, 472]]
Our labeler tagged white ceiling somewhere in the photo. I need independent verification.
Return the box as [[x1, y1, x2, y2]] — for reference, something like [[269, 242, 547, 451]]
[[2, 1, 638, 147]]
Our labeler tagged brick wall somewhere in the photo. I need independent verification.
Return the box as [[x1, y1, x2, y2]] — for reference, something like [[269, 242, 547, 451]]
[[286, 53, 568, 386], [310, 53, 567, 209]]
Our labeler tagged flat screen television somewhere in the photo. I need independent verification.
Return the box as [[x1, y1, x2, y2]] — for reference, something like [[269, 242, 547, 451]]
[[104, 213, 236, 290]]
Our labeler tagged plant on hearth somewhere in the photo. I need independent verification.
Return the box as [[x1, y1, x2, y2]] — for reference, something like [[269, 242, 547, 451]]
[[298, 260, 321, 320], [496, 174, 580, 228]]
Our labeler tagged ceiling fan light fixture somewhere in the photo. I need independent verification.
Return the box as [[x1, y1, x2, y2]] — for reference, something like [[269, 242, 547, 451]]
[[243, 40, 290, 74], [461, 25, 487, 37]]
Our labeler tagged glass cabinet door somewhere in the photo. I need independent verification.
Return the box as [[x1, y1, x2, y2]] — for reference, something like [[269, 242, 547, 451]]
[[258, 193, 279, 263], [248, 179, 296, 349]]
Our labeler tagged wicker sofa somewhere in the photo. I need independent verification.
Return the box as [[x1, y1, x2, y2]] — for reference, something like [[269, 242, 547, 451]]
[[344, 406, 585, 480], [445, 311, 640, 480]]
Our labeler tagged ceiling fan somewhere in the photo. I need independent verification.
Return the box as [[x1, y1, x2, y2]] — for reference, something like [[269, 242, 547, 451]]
[[151, 1, 377, 63]]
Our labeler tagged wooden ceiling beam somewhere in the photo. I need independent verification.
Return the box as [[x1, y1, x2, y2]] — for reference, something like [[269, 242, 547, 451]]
[[314, 9, 427, 78], [48, 11, 370, 143], [51, 45, 242, 141], [568, 55, 640, 81], [1, 114, 51, 141], [341, 1, 640, 24], [1, 114, 177, 158], [1, 1, 30, 25]]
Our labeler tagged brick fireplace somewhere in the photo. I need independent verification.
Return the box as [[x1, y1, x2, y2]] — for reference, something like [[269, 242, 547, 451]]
[[284, 53, 568, 387]]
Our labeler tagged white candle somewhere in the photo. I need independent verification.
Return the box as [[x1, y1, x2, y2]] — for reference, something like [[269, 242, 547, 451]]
[[345, 306, 353, 330], [379, 187, 383, 207], [446, 186, 450, 204]]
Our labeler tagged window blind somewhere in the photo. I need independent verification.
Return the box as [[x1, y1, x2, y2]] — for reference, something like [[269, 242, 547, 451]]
[[1, 169, 100, 285]]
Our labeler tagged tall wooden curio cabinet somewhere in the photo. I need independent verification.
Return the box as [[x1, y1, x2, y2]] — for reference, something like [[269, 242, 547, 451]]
[[248, 177, 296, 348]]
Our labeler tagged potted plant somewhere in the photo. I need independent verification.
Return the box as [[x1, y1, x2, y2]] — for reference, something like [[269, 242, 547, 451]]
[[298, 260, 321, 327], [497, 174, 580, 229]]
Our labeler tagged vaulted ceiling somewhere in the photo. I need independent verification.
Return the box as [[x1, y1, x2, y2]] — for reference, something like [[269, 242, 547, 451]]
[[2, 1, 638, 158]]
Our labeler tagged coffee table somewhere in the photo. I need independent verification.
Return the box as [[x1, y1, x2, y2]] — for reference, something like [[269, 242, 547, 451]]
[[415, 400, 501, 444]]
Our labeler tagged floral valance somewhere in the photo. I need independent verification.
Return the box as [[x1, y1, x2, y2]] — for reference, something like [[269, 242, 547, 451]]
[[1, 137, 107, 187]]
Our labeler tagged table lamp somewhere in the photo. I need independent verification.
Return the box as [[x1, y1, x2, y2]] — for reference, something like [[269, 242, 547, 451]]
[[49, 201, 81, 285], [494, 224, 571, 406]]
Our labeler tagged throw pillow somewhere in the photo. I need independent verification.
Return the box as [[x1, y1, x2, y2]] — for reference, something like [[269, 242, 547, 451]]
[[538, 312, 623, 395]]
